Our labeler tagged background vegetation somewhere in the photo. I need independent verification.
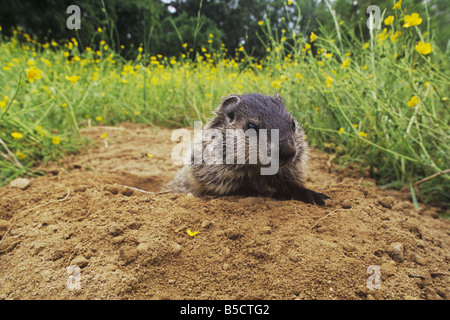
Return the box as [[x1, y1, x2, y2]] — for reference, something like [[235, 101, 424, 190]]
[[0, 0, 449, 208]]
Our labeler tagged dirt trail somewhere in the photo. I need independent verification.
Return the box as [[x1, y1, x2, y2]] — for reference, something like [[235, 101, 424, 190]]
[[0, 123, 448, 300]]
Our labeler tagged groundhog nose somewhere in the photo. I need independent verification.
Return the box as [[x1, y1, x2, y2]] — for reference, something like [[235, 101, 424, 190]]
[[279, 149, 296, 163]]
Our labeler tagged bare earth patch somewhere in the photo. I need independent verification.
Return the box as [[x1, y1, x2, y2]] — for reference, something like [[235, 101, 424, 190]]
[[0, 123, 448, 300]]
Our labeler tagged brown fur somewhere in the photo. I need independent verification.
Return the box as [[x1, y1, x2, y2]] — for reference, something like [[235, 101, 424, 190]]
[[164, 93, 330, 205]]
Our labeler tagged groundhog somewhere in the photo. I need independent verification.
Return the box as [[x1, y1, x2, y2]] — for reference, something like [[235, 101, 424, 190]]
[[164, 93, 330, 205]]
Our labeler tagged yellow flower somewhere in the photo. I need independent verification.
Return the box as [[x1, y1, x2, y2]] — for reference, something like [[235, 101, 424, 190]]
[[65, 75, 80, 84], [52, 136, 61, 145], [403, 13, 422, 28], [341, 58, 350, 69], [390, 31, 400, 42], [392, 0, 402, 10], [362, 42, 369, 50], [359, 132, 368, 138], [97, 27, 102, 32], [407, 96, 419, 107], [147, 153, 154, 158], [302, 43, 311, 52], [325, 75, 334, 87], [310, 32, 318, 43], [258, 21, 264, 26], [11, 132, 23, 139], [325, 53, 333, 58], [287, 0, 293, 5], [271, 80, 282, 89], [26, 66, 42, 83], [16, 152, 26, 159], [338, 127, 345, 135], [186, 229, 199, 237], [101, 133, 108, 139], [384, 15, 394, 26], [415, 41, 432, 55], [61, 103, 68, 108], [96, 116, 103, 122]]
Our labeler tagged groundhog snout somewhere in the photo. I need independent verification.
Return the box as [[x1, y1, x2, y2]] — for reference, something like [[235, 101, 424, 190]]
[[279, 141, 297, 164]]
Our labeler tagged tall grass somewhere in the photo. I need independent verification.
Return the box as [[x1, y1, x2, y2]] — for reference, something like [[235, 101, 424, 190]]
[[0, 2, 448, 206]]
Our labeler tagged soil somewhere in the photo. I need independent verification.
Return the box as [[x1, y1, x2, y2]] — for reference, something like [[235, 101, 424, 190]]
[[0, 123, 448, 300]]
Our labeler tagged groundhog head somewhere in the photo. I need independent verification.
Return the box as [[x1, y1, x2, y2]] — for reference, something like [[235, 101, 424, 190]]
[[211, 93, 302, 168]]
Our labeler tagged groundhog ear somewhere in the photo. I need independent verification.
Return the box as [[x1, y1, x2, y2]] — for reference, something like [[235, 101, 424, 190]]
[[274, 93, 284, 103], [220, 95, 241, 123]]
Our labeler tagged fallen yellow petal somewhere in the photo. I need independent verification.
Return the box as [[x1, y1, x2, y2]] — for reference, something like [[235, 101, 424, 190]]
[[186, 229, 199, 237]]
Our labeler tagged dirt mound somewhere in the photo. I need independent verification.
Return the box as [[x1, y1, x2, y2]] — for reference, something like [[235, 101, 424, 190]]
[[0, 123, 448, 300]]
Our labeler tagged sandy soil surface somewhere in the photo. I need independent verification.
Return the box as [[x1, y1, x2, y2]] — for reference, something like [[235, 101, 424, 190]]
[[0, 123, 448, 300]]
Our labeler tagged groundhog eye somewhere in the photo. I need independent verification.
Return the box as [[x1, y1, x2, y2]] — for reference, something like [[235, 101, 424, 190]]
[[292, 119, 296, 131], [247, 122, 257, 130]]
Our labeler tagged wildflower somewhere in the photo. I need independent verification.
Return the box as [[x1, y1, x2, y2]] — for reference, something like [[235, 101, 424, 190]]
[[407, 96, 419, 107], [415, 41, 432, 55], [147, 153, 154, 158], [338, 127, 345, 135], [287, 0, 293, 5], [341, 58, 350, 69], [186, 229, 199, 237], [11, 132, 23, 139], [16, 152, 26, 159], [362, 42, 369, 50], [65, 75, 80, 84], [384, 15, 394, 26], [97, 27, 102, 32], [325, 75, 334, 87], [390, 31, 400, 42], [271, 80, 282, 89], [182, 43, 188, 48], [61, 103, 68, 108], [325, 53, 333, 58], [101, 133, 108, 139], [302, 43, 311, 52], [359, 132, 368, 138], [403, 13, 422, 28], [138, 47, 143, 53], [258, 21, 264, 26], [96, 116, 103, 122], [392, 0, 402, 10], [310, 32, 318, 43], [52, 136, 61, 145], [363, 65, 368, 70], [26, 66, 42, 83]]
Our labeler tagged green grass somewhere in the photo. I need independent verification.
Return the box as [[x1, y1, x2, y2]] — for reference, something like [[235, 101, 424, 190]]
[[0, 3, 449, 206]]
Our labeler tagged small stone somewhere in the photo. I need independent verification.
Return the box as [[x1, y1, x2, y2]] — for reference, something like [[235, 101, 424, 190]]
[[0, 220, 11, 234], [108, 225, 123, 237], [168, 279, 176, 284], [50, 250, 64, 261], [201, 220, 212, 229], [260, 226, 272, 234], [341, 200, 353, 209], [105, 184, 119, 194], [112, 236, 125, 244], [380, 197, 394, 209], [410, 254, 427, 266], [71, 255, 89, 268], [9, 178, 30, 190], [387, 242, 404, 262], [170, 242, 182, 255], [225, 228, 243, 240], [74, 185, 88, 192], [119, 247, 138, 264]]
